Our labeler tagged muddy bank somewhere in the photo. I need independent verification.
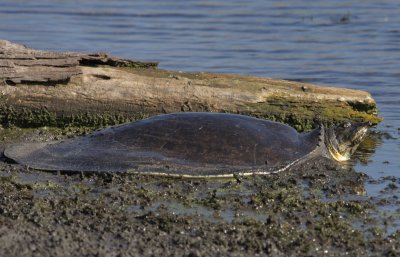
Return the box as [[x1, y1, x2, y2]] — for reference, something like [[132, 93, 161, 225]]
[[0, 128, 399, 257]]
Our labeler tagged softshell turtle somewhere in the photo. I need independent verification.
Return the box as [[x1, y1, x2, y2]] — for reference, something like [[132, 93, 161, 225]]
[[4, 113, 371, 178]]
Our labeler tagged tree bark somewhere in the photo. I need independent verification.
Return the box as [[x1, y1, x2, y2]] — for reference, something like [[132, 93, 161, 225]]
[[0, 40, 381, 130]]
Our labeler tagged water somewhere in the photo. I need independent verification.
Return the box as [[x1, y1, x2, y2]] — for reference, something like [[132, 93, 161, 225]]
[[0, 1, 399, 195]]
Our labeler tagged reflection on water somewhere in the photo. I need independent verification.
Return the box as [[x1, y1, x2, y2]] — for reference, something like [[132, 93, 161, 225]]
[[351, 130, 384, 165]]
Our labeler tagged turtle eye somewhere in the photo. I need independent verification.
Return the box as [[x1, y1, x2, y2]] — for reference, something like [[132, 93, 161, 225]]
[[343, 122, 351, 128]]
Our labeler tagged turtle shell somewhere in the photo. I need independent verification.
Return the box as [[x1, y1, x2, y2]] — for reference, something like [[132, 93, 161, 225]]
[[4, 113, 322, 177]]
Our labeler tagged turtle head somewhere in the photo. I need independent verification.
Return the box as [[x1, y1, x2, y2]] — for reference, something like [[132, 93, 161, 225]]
[[326, 121, 371, 161]]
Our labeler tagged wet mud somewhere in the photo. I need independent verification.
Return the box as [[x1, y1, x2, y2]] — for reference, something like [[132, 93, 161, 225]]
[[0, 127, 399, 257]]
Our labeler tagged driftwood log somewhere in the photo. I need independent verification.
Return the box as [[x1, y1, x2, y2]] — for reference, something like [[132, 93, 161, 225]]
[[0, 39, 381, 131]]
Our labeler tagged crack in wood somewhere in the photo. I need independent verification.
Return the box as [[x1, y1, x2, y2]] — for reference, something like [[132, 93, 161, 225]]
[[0, 39, 158, 85]]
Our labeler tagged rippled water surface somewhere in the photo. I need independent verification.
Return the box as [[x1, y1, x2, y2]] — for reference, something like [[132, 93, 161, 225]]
[[0, 1, 399, 195]]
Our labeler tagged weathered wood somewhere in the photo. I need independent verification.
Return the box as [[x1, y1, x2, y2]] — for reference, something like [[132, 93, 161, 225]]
[[0, 40, 158, 84], [0, 39, 381, 130]]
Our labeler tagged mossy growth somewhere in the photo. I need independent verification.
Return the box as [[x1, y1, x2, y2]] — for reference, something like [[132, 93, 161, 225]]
[[0, 96, 382, 131], [0, 105, 150, 129], [113, 60, 158, 69], [246, 97, 382, 131]]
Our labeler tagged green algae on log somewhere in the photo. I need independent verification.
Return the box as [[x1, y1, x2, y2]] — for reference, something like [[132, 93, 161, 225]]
[[0, 39, 381, 130]]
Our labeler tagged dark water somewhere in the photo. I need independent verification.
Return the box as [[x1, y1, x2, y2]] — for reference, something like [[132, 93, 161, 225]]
[[0, 1, 399, 194]]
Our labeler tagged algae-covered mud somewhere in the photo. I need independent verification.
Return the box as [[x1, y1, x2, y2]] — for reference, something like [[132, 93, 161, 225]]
[[0, 127, 399, 256]]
